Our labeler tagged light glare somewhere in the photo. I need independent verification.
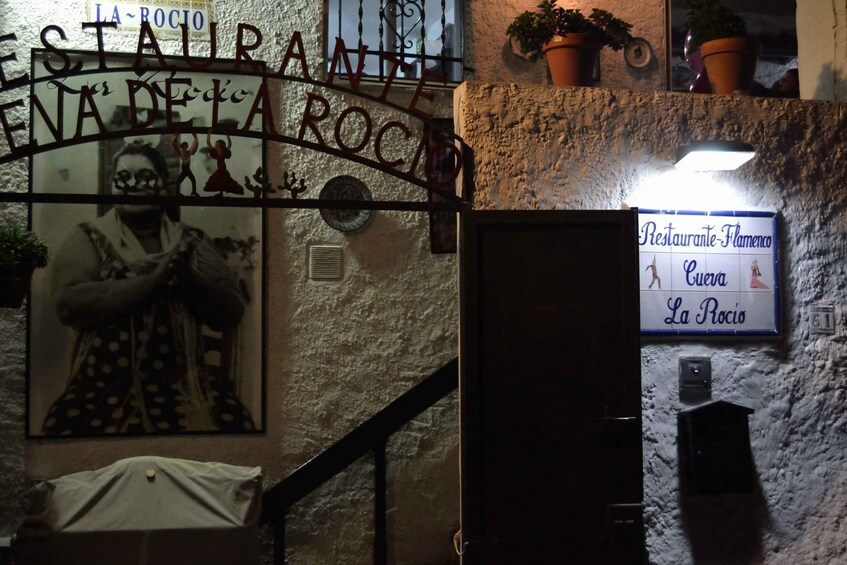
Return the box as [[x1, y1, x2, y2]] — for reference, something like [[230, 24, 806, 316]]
[[625, 170, 751, 211], [675, 150, 756, 171]]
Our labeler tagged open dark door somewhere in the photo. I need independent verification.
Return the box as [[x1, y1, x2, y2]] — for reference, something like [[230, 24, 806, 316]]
[[459, 210, 643, 564]]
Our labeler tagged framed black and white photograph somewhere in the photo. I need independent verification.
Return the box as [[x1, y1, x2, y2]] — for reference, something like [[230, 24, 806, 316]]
[[27, 51, 266, 437]]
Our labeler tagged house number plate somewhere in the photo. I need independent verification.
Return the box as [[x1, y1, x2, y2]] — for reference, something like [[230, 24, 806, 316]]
[[810, 305, 836, 335]]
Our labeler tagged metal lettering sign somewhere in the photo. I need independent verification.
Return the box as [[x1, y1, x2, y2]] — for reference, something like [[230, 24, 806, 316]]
[[0, 21, 470, 439], [639, 210, 780, 336], [0, 24, 467, 204], [86, 1, 214, 37]]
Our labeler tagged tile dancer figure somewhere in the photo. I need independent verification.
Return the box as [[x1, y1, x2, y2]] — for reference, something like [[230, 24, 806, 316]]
[[646, 254, 661, 289], [203, 132, 244, 196], [171, 133, 199, 196], [750, 259, 769, 289]]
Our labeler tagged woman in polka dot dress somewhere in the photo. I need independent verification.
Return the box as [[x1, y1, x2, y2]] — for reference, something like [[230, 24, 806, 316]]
[[41, 140, 255, 436]]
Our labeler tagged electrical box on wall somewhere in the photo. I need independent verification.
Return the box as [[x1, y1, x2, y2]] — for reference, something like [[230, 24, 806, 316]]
[[309, 245, 343, 280], [679, 357, 711, 403]]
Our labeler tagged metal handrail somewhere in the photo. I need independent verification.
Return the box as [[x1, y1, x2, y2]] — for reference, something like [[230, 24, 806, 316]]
[[261, 357, 458, 564]]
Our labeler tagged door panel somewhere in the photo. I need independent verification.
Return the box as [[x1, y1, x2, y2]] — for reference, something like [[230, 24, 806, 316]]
[[459, 210, 643, 564]]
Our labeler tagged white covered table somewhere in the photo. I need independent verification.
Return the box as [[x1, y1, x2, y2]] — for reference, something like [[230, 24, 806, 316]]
[[15, 456, 262, 565]]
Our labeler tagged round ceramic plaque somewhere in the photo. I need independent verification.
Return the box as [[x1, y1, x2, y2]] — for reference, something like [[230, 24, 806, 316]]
[[624, 38, 653, 70], [318, 175, 374, 232]]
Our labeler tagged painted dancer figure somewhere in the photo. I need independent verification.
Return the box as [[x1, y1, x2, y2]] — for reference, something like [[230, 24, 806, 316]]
[[203, 132, 244, 196], [171, 133, 199, 196], [750, 259, 769, 289], [646, 254, 662, 289]]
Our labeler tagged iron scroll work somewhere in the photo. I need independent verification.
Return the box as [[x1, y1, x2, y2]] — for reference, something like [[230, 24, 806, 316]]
[[0, 22, 470, 439], [0, 22, 472, 212]]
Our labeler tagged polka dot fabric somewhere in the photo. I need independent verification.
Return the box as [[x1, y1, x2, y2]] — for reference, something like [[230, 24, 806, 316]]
[[42, 223, 255, 436]]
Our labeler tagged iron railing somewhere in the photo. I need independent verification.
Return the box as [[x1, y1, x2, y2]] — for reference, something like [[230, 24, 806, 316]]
[[261, 357, 459, 564], [327, 0, 465, 82]]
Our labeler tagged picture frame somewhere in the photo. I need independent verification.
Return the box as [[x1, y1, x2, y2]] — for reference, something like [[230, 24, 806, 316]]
[[27, 50, 267, 437]]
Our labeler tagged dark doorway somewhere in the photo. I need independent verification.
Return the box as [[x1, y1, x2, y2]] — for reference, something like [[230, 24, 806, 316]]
[[459, 210, 644, 564]]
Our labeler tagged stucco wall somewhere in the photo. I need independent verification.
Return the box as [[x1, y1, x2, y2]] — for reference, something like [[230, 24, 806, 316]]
[[455, 81, 847, 564], [3, 0, 844, 563], [7, 1, 846, 565], [797, 0, 847, 100], [0, 0, 462, 563]]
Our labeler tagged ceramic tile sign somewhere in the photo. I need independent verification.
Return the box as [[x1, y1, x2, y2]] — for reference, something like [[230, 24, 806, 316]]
[[639, 210, 780, 336], [86, 0, 214, 37]]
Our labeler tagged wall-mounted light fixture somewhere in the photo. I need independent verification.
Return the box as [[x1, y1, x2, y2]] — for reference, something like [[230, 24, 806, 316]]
[[675, 140, 756, 171]]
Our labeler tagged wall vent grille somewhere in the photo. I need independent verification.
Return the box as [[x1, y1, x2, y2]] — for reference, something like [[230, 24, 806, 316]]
[[309, 245, 343, 280]]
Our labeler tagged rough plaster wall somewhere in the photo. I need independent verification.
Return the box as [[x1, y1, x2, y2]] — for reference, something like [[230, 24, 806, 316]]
[[0, 0, 459, 563], [0, 0, 41, 535], [464, 0, 548, 86], [0, 0, 678, 563], [0, 200, 27, 537], [456, 81, 847, 564], [465, 0, 667, 91], [797, 0, 847, 101], [269, 199, 459, 565], [572, 0, 666, 91], [386, 392, 460, 563]]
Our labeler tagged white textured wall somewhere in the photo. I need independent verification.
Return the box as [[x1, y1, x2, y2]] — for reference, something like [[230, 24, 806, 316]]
[[797, 0, 847, 100], [0, 0, 461, 563], [0, 0, 705, 563], [456, 81, 847, 564], [3, 0, 844, 563], [0, 0, 32, 529]]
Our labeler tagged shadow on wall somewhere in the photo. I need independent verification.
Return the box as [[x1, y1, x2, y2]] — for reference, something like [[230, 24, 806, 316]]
[[811, 63, 846, 100], [501, 41, 541, 80], [678, 461, 771, 564]]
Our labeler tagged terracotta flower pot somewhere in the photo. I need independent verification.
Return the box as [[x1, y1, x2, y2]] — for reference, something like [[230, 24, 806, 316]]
[[699, 36, 760, 95], [542, 33, 601, 87]]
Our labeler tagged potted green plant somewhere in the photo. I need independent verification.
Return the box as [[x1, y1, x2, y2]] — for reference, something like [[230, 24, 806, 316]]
[[0, 225, 48, 308], [684, 0, 759, 95], [507, 0, 633, 86]]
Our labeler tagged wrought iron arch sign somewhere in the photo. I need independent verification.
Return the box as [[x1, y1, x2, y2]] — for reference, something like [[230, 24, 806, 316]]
[[1, 21, 473, 439], [0, 23, 473, 212]]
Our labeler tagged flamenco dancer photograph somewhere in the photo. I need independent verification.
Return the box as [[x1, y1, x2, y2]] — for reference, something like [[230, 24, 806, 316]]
[[29, 130, 264, 438]]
